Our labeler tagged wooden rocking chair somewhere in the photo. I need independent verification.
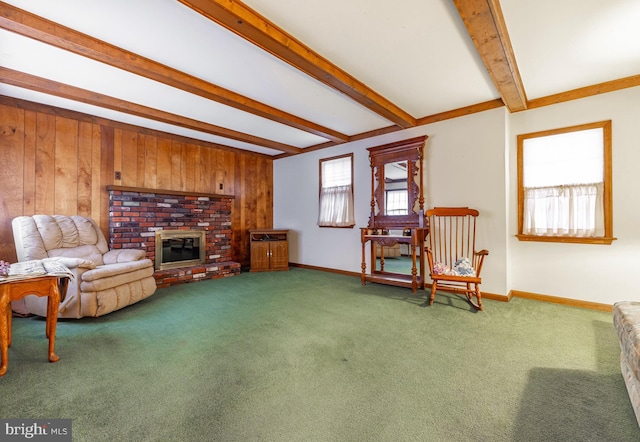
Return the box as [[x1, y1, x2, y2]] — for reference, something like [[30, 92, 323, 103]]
[[425, 207, 488, 310]]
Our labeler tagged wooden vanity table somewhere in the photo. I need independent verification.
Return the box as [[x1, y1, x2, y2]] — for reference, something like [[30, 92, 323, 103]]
[[361, 228, 428, 292], [360, 136, 429, 293]]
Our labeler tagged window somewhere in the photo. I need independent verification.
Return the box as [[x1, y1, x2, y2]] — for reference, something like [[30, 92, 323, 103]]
[[318, 153, 355, 228], [385, 189, 408, 215], [517, 120, 614, 244]]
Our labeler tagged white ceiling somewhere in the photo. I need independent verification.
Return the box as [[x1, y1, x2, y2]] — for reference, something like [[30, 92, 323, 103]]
[[1, 0, 638, 157]]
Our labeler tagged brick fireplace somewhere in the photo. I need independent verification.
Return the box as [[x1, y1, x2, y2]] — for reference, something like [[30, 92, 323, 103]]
[[107, 186, 240, 288]]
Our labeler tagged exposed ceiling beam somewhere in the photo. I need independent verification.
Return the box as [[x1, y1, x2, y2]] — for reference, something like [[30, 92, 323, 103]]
[[0, 2, 347, 143], [527, 74, 640, 109], [178, 0, 416, 129], [453, 0, 527, 112], [0, 67, 302, 154], [415, 98, 504, 125]]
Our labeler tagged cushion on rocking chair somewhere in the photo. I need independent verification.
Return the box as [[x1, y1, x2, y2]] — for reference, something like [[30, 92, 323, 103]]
[[433, 257, 476, 277]]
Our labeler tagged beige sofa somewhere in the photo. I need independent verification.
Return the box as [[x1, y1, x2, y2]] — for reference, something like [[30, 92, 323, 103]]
[[12, 215, 157, 318], [612, 301, 640, 427]]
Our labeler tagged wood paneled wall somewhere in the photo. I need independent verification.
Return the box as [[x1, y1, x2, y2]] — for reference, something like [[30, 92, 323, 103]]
[[0, 97, 273, 267]]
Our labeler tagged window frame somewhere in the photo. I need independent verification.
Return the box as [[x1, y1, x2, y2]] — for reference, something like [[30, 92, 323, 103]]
[[516, 120, 615, 245], [318, 153, 355, 228], [385, 188, 409, 216]]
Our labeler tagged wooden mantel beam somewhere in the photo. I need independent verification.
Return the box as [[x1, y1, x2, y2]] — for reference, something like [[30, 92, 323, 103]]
[[453, 0, 528, 112], [0, 1, 348, 143], [178, 0, 417, 128]]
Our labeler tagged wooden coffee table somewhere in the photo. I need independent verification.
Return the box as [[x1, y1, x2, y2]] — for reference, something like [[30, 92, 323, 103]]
[[0, 275, 69, 377]]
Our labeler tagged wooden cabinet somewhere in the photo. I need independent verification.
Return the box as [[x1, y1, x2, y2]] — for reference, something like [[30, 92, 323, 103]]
[[249, 229, 289, 272]]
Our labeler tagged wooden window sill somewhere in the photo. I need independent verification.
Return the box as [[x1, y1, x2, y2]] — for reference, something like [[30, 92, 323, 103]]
[[516, 234, 616, 245]]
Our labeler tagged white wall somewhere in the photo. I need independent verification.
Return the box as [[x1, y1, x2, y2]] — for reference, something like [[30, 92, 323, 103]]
[[274, 86, 640, 305], [508, 87, 640, 305], [274, 107, 509, 296], [423, 108, 508, 295], [273, 140, 371, 272]]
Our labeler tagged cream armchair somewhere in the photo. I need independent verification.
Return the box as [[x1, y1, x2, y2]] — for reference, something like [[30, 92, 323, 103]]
[[12, 215, 157, 318]]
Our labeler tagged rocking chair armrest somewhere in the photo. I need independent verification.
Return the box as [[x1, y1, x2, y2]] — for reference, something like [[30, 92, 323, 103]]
[[474, 249, 489, 277], [424, 246, 434, 260]]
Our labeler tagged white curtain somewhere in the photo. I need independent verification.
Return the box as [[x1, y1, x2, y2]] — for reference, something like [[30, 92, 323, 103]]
[[318, 184, 354, 227], [523, 182, 604, 237]]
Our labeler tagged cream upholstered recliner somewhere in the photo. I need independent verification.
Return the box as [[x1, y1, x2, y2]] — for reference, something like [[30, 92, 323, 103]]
[[12, 215, 157, 318]]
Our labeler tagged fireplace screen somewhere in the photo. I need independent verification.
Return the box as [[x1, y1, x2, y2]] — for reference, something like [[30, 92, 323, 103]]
[[155, 230, 206, 270]]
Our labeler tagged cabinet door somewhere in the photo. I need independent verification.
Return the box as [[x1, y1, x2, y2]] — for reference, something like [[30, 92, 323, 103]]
[[250, 241, 270, 271], [269, 241, 289, 270]]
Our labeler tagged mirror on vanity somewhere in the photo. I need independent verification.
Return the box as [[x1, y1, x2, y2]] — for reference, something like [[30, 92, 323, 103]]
[[383, 161, 409, 216], [360, 136, 429, 292], [368, 136, 426, 229]]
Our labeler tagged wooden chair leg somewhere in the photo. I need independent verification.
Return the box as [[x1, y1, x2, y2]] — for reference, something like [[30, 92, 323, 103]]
[[429, 281, 437, 306], [462, 282, 483, 310], [466, 284, 482, 311], [464, 282, 473, 304]]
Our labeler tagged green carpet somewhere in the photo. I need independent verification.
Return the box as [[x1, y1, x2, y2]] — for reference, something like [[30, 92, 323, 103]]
[[1, 268, 637, 441]]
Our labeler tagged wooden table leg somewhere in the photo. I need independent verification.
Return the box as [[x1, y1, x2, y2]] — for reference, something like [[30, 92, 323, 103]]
[[7, 302, 11, 347], [361, 234, 367, 286], [0, 286, 9, 377], [46, 278, 60, 363]]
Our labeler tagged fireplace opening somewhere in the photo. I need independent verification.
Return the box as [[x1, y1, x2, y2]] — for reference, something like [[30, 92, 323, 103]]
[[155, 229, 206, 270]]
